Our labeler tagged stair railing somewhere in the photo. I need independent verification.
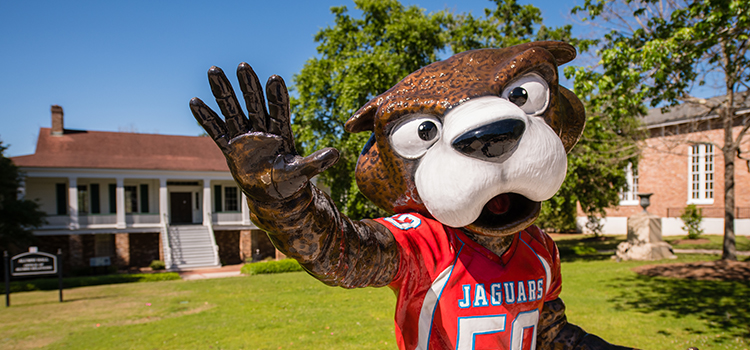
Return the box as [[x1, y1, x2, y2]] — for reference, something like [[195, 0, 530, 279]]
[[206, 211, 221, 266], [161, 213, 173, 270]]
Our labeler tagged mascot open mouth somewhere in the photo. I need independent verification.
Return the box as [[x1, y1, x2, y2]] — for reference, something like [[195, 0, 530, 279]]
[[467, 193, 541, 236]]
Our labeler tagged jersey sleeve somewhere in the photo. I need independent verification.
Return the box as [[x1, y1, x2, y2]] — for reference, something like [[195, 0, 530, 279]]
[[374, 213, 454, 292], [525, 225, 563, 301]]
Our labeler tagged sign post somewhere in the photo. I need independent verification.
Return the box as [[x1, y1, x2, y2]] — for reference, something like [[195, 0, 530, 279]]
[[57, 249, 63, 303], [4, 251, 9, 307], [5, 247, 63, 306]]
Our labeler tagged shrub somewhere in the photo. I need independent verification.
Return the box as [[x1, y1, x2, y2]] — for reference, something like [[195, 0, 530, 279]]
[[241, 259, 303, 275], [680, 204, 704, 239], [149, 260, 166, 270], [2, 273, 181, 294]]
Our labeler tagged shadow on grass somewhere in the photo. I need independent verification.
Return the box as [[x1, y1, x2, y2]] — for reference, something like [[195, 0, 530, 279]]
[[556, 236, 626, 262], [608, 274, 750, 339]]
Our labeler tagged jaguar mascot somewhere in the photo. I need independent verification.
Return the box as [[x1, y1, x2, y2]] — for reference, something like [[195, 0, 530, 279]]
[[190, 41, 634, 350]]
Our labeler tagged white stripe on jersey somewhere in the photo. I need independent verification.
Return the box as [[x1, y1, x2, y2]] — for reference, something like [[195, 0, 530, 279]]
[[520, 239, 551, 293], [417, 264, 457, 349]]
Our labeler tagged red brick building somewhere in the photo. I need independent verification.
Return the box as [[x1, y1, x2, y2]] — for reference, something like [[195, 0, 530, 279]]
[[587, 95, 750, 236], [11, 106, 280, 273]]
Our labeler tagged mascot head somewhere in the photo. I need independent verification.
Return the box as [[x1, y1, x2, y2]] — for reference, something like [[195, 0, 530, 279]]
[[344, 41, 585, 236]]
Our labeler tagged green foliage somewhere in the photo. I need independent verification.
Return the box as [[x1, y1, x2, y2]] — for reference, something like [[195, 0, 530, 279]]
[[537, 110, 642, 233], [292, 0, 595, 220], [680, 204, 705, 239], [241, 258, 304, 275], [149, 260, 166, 270], [3, 272, 180, 294], [571, 0, 750, 259], [0, 141, 46, 252]]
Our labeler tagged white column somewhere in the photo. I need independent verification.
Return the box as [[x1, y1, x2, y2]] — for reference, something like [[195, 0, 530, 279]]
[[159, 178, 168, 224], [68, 177, 79, 229], [116, 177, 125, 229], [17, 177, 26, 200], [203, 179, 212, 226], [241, 192, 251, 225]]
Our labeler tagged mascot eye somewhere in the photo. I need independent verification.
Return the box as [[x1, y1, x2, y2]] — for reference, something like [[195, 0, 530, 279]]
[[418, 121, 438, 141], [508, 87, 528, 106], [390, 116, 442, 159], [502, 73, 549, 115]]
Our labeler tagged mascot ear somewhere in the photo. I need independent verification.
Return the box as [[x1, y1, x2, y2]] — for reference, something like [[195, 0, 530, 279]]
[[540, 41, 577, 65], [345, 99, 378, 133], [558, 86, 586, 153]]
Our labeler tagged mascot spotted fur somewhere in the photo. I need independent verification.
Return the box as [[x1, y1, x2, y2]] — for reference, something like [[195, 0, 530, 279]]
[[191, 41, 634, 349]]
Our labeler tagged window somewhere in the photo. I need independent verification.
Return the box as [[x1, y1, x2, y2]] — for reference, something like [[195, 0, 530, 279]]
[[140, 184, 149, 213], [688, 144, 714, 204], [124, 186, 138, 213], [77, 185, 89, 214], [56, 183, 67, 215], [619, 163, 639, 205], [108, 184, 116, 213], [225, 187, 238, 211], [214, 185, 222, 212], [90, 184, 100, 214]]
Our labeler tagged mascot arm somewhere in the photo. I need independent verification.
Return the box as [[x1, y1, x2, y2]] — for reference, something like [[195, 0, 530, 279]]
[[537, 298, 638, 350], [190, 63, 399, 288]]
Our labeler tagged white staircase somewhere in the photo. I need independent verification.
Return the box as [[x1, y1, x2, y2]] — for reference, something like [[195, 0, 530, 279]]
[[165, 225, 220, 270]]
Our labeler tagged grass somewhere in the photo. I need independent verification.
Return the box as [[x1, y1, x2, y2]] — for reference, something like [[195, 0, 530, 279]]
[[663, 234, 750, 251], [1, 272, 396, 350], [559, 254, 749, 349], [1, 237, 748, 349]]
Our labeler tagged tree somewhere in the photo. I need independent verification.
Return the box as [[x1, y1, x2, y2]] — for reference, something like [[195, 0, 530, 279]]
[[572, 0, 750, 260], [0, 142, 45, 253], [292, 0, 607, 222]]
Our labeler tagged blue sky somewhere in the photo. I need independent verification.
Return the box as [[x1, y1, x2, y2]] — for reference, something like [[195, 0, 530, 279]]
[[0, 0, 586, 157]]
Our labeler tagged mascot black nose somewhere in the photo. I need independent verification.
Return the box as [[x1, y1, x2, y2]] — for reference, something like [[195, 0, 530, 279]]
[[452, 119, 525, 161]]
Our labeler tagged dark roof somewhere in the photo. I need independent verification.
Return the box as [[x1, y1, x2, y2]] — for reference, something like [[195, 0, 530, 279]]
[[643, 91, 750, 127], [11, 128, 229, 172]]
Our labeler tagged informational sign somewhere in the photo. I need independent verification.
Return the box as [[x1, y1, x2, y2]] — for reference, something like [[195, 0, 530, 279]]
[[10, 251, 57, 276], [90, 256, 111, 267]]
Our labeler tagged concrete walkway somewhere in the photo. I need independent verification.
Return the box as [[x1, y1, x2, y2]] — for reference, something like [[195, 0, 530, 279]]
[[177, 264, 244, 280]]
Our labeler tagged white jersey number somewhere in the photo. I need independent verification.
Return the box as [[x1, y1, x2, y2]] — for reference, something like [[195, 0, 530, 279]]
[[455, 310, 539, 350]]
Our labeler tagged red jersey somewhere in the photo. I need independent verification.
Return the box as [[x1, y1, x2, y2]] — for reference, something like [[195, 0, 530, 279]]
[[376, 213, 562, 350]]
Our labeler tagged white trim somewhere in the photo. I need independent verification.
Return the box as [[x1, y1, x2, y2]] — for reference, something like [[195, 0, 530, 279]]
[[417, 266, 453, 350], [159, 178, 168, 224], [67, 177, 79, 229], [619, 162, 639, 206], [203, 179, 212, 226], [18, 167, 234, 181], [687, 144, 715, 205], [241, 192, 251, 225], [116, 177, 125, 229]]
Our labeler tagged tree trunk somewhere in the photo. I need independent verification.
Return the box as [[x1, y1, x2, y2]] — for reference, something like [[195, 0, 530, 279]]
[[721, 94, 737, 261]]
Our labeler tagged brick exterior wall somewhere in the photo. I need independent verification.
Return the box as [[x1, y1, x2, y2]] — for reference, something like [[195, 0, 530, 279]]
[[601, 124, 750, 219], [240, 230, 253, 262], [129, 232, 160, 267], [250, 230, 277, 261], [115, 233, 130, 267], [214, 230, 242, 265], [68, 234, 84, 268], [34, 235, 70, 273]]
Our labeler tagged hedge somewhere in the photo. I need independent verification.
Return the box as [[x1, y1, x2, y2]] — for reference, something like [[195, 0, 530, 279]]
[[241, 259, 304, 275], [2, 272, 181, 294]]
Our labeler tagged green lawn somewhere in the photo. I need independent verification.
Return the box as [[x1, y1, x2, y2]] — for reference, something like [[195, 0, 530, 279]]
[[1, 252, 748, 349]]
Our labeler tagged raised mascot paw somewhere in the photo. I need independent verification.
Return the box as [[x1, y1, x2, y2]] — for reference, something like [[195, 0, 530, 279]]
[[190, 63, 338, 202]]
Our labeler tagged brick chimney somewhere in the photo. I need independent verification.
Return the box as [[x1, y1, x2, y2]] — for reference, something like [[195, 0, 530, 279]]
[[51, 105, 64, 136]]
